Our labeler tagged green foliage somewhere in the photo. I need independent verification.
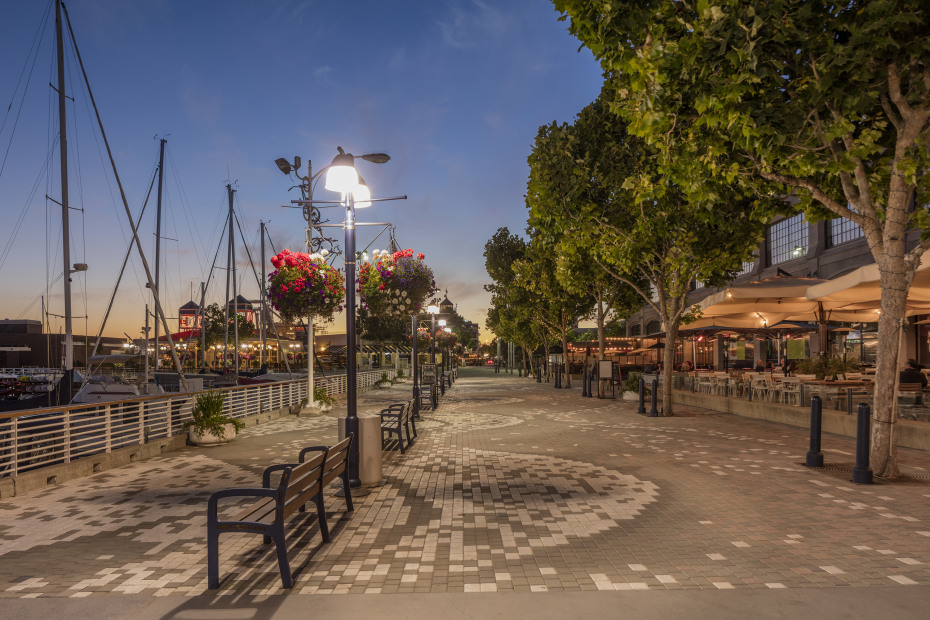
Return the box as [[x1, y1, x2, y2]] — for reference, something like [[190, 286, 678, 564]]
[[182, 389, 243, 440], [375, 372, 391, 387], [313, 384, 336, 406], [795, 357, 863, 381], [623, 372, 641, 394]]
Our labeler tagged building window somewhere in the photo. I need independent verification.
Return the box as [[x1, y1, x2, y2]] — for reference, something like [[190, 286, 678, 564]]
[[645, 320, 662, 334], [736, 260, 754, 276], [828, 216, 864, 247], [767, 215, 808, 265], [630, 323, 642, 336]]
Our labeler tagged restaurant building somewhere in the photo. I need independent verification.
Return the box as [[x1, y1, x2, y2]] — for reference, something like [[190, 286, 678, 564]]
[[625, 214, 927, 369]]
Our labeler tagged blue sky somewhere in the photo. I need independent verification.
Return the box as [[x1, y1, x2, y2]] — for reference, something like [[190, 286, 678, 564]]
[[0, 0, 603, 344]]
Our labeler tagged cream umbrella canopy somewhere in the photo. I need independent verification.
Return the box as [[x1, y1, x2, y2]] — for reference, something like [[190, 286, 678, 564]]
[[692, 276, 827, 327]]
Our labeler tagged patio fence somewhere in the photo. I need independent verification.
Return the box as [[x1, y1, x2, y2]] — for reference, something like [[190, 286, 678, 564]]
[[0, 369, 395, 478]]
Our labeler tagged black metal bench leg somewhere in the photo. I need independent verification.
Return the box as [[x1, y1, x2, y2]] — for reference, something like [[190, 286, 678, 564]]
[[341, 468, 354, 511], [272, 527, 293, 588], [314, 491, 331, 543], [411, 415, 418, 438], [397, 422, 406, 454], [207, 525, 220, 589]]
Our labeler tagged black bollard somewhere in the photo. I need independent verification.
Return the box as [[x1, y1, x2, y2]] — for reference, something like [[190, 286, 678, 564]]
[[805, 395, 824, 467], [846, 388, 853, 415], [536, 366, 542, 383], [649, 378, 658, 417], [581, 368, 589, 397], [851, 403, 873, 484], [637, 377, 646, 414]]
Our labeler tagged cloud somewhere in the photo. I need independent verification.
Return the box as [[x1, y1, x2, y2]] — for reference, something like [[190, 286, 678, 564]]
[[436, 0, 508, 49], [314, 66, 333, 78]]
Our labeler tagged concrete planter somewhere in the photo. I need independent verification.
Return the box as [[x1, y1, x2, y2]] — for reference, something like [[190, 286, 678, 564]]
[[188, 424, 237, 446]]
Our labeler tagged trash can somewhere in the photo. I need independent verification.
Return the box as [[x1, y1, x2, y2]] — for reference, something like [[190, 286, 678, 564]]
[[338, 415, 382, 486]]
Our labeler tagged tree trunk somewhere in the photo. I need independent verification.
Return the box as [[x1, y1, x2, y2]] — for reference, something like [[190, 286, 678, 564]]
[[596, 296, 606, 398], [562, 329, 571, 389], [870, 255, 911, 478], [662, 322, 679, 416]]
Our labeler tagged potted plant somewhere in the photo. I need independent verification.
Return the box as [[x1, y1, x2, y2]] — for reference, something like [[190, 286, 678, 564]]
[[622, 372, 642, 401], [374, 372, 391, 389], [313, 385, 336, 412], [183, 389, 244, 446]]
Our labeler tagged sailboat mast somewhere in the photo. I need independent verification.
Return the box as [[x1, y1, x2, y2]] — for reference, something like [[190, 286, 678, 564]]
[[153, 138, 166, 369], [55, 0, 73, 371], [228, 184, 239, 375], [260, 221, 267, 371]]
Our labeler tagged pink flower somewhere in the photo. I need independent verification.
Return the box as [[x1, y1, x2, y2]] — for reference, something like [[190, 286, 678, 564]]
[[416, 253, 425, 260]]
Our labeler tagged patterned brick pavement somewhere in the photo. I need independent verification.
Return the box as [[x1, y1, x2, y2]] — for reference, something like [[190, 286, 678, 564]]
[[1, 368, 929, 601]]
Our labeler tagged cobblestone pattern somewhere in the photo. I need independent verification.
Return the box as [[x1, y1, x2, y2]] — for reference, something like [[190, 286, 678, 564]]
[[1, 372, 929, 598]]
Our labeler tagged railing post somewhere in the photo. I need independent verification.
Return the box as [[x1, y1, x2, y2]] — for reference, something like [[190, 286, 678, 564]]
[[851, 403, 873, 484], [805, 395, 824, 467], [105, 404, 113, 453], [64, 409, 72, 463], [846, 388, 853, 415]]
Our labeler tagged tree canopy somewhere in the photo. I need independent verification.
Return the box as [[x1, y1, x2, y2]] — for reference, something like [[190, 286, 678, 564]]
[[555, 0, 930, 475]]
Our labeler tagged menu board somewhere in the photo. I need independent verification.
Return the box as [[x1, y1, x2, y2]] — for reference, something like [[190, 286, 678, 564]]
[[786, 339, 806, 360], [736, 341, 746, 360], [421, 364, 437, 385]]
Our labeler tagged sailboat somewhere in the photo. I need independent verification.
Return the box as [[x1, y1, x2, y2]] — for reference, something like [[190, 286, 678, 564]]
[[0, 0, 187, 411]]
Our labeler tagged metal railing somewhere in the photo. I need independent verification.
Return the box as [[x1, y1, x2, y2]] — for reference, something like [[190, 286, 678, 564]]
[[0, 369, 394, 478]]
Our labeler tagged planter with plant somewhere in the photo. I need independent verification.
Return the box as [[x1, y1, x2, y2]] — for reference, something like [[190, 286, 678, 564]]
[[794, 357, 862, 380], [313, 385, 336, 412], [622, 372, 642, 401], [374, 372, 391, 389], [183, 389, 244, 446]]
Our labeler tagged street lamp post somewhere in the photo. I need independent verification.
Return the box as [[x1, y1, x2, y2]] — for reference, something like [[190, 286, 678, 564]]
[[428, 305, 439, 365], [324, 148, 391, 488]]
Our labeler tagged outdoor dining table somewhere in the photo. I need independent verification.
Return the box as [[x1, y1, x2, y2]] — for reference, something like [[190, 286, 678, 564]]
[[798, 379, 872, 411]]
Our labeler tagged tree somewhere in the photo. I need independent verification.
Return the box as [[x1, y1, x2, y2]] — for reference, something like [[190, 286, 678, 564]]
[[484, 228, 550, 375], [555, 0, 930, 476], [513, 237, 593, 388], [526, 93, 775, 413]]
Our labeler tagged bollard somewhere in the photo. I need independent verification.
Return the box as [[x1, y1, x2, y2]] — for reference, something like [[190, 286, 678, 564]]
[[554, 365, 561, 389], [536, 366, 542, 383], [805, 395, 824, 467], [649, 378, 658, 417], [581, 368, 589, 397], [851, 403, 873, 484], [846, 388, 853, 415], [637, 377, 646, 414]]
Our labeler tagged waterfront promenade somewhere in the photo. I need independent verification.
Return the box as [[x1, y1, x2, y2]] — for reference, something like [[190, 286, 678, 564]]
[[2, 368, 930, 618]]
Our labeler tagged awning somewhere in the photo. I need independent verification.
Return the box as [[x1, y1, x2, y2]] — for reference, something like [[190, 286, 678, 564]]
[[151, 330, 200, 343]]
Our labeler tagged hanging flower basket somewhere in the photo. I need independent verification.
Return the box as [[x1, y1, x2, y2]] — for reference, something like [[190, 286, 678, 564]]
[[268, 249, 345, 322], [411, 327, 431, 350], [435, 329, 457, 347], [358, 249, 436, 318]]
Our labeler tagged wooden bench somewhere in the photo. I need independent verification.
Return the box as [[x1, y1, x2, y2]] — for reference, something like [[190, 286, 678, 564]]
[[206, 434, 354, 589], [381, 399, 416, 453]]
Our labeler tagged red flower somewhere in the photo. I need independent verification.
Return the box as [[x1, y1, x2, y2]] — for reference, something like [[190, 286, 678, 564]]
[[417, 253, 425, 260]]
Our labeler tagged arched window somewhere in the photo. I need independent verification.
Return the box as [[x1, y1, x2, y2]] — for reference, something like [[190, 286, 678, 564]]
[[630, 323, 642, 336], [646, 320, 662, 334]]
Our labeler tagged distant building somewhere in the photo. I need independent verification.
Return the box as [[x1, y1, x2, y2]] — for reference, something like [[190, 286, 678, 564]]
[[0, 319, 126, 368]]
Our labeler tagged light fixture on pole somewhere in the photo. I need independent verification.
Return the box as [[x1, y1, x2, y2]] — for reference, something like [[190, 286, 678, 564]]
[[323, 146, 393, 489], [427, 305, 440, 365]]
